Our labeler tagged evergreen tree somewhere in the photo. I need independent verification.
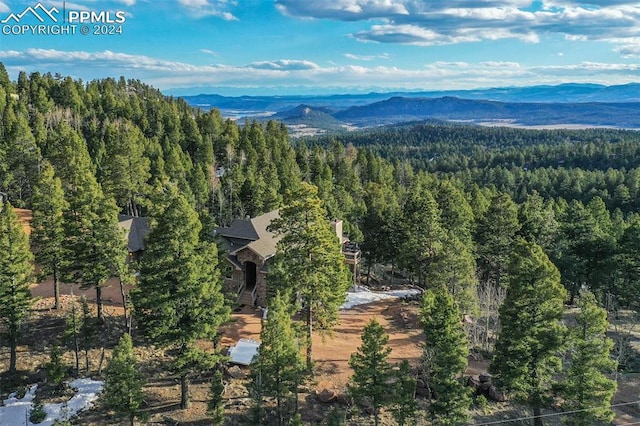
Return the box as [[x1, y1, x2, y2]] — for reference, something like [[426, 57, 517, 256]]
[[207, 369, 225, 426], [426, 234, 478, 315], [616, 215, 640, 311], [251, 291, 305, 425], [390, 359, 417, 426], [30, 161, 68, 310], [64, 299, 82, 375], [348, 319, 393, 426], [400, 182, 444, 286], [561, 291, 616, 426], [48, 123, 127, 320], [490, 239, 567, 426], [420, 286, 471, 425], [43, 345, 66, 389], [132, 188, 229, 409], [102, 334, 146, 426], [0, 202, 34, 374], [268, 182, 350, 370], [475, 193, 520, 288], [101, 120, 151, 216]]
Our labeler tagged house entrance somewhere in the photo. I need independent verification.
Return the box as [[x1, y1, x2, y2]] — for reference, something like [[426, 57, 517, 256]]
[[245, 261, 257, 290]]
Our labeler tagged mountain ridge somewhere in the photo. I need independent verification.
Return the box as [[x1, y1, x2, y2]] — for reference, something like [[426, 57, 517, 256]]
[[179, 83, 640, 133]]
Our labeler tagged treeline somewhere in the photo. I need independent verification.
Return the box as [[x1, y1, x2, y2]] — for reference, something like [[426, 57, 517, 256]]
[[308, 124, 640, 212], [0, 64, 299, 226]]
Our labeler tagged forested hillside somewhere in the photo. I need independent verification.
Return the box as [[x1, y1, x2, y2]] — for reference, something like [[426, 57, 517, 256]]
[[1, 63, 639, 424]]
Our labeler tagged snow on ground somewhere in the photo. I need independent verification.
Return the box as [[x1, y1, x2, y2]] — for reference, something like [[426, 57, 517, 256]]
[[341, 286, 422, 309], [0, 378, 103, 426]]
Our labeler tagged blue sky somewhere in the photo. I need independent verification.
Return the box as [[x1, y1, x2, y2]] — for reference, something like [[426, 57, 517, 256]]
[[0, 0, 639, 95]]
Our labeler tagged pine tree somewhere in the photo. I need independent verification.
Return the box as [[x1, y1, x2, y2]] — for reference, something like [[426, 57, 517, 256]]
[[420, 286, 471, 425], [268, 182, 350, 371], [43, 345, 66, 389], [390, 359, 417, 426], [48, 122, 127, 321], [30, 161, 68, 310], [561, 291, 616, 426], [64, 299, 82, 375], [348, 319, 393, 426], [251, 291, 305, 425], [102, 334, 146, 426], [207, 369, 225, 426], [400, 182, 444, 286], [0, 202, 34, 374], [475, 193, 520, 288], [490, 239, 567, 426], [132, 187, 229, 409]]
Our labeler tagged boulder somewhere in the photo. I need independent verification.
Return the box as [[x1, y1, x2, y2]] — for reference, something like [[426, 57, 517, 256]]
[[227, 365, 246, 379], [317, 388, 338, 403]]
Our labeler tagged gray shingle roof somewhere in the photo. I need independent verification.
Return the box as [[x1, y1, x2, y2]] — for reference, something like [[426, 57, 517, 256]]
[[118, 215, 149, 253], [217, 210, 281, 261]]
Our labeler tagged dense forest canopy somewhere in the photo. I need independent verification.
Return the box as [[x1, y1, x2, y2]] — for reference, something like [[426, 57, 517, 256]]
[[1, 62, 638, 424], [2, 63, 640, 312]]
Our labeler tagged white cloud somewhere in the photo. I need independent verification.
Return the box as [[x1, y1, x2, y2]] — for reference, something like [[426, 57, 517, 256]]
[[247, 59, 319, 70], [0, 1, 9, 13], [344, 52, 389, 61], [116, 0, 137, 5], [176, 0, 238, 20], [276, 0, 640, 57], [200, 48, 218, 56], [2, 48, 639, 92]]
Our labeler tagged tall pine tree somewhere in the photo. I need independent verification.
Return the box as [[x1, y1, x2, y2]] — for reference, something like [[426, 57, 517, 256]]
[[348, 319, 393, 426], [0, 202, 34, 374], [268, 182, 350, 370], [561, 290, 616, 426], [132, 187, 229, 408], [251, 291, 305, 426], [491, 239, 566, 426], [30, 161, 68, 310], [420, 286, 471, 425]]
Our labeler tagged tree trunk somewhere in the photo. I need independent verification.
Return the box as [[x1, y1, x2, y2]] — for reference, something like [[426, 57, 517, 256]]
[[9, 340, 17, 374], [306, 304, 313, 371], [366, 262, 371, 286], [53, 268, 60, 310], [96, 285, 103, 321], [119, 277, 130, 335], [374, 408, 380, 426], [73, 327, 80, 375], [84, 347, 90, 374], [180, 374, 190, 409], [277, 394, 283, 426], [533, 405, 543, 426], [130, 413, 135, 426]]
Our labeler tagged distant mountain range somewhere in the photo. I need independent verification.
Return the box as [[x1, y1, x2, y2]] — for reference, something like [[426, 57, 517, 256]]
[[179, 83, 640, 134]]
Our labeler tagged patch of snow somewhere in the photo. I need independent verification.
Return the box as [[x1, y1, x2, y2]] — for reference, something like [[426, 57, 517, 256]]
[[0, 378, 103, 426], [341, 287, 422, 309]]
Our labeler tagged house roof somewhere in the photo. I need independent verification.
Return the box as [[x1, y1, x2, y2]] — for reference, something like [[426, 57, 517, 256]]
[[118, 215, 149, 253], [217, 210, 281, 261]]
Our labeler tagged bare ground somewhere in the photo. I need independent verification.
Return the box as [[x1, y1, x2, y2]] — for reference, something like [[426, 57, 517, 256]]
[[1, 279, 638, 425]]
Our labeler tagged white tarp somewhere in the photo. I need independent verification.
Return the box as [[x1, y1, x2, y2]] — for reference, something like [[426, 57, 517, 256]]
[[228, 338, 260, 365]]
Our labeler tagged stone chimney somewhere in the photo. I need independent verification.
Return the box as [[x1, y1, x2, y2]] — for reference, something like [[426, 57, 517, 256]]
[[330, 219, 343, 243]]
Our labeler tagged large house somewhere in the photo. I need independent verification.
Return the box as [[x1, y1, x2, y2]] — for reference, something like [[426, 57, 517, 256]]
[[216, 210, 360, 307]]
